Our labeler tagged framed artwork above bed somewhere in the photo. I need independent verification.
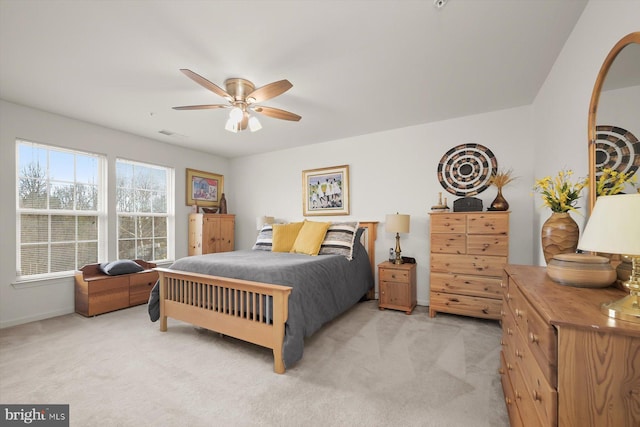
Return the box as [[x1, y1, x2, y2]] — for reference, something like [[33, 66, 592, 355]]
[[186, 168, 224, 207], [302, 165, 350, 216]]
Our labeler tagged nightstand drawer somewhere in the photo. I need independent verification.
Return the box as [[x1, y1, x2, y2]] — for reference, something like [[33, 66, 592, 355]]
[[379, 268, 410, 283]]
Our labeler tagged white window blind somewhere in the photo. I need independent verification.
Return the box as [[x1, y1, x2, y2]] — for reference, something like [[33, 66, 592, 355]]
[[16, 140, 106, 278], [116, 158, 174, 262]]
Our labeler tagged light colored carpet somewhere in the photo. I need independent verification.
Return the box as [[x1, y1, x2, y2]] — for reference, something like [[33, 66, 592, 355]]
[[0, 301, 508, 426]]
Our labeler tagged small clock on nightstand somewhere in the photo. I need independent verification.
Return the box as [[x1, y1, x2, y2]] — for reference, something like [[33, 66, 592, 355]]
[[377, 261, 417, 314]]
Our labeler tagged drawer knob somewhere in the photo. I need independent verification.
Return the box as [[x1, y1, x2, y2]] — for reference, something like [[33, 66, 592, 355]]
[[533, 390, 542, 402], [529, 332, 538, 344], [515, 308, 523, 318], [515, 349, 523, 359], [505, 397, 513, 406], [507, 363, 514, 371], [507, 327, 513, 336]]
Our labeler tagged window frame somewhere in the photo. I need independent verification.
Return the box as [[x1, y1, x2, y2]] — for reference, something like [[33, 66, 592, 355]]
[[15, 139, 108, 281], [115, 157, 175, 263]]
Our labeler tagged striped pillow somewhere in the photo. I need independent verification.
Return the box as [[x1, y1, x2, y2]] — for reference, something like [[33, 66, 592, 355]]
[[252, 224, 273, 251], [319, 222, 359, 260]]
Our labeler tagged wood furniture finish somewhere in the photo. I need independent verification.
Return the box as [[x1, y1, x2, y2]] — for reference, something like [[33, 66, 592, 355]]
[[188, 213, 235, 256], [157, 221, 378, 374], [500, 264, 640, 427], [378, 261, 417, 314], [75, 260, 158, 316], [429, 211, 509, 320]]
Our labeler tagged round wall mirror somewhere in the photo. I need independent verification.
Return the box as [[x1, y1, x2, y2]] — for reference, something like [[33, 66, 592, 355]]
[[587, 32, 640, 212]]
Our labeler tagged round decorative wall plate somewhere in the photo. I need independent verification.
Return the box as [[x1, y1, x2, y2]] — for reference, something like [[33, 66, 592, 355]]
[[595, 125, 639, 178], [437, 143, 497, 196]]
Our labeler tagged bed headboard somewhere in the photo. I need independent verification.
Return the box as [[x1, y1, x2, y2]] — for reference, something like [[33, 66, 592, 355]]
[[357, 221, 378, 299]]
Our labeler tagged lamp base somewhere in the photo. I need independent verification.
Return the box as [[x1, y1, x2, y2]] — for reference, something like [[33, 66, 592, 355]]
[[601, 294, 640, 323]]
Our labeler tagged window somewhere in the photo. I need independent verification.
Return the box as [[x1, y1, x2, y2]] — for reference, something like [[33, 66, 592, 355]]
[[116, 159, 174, 262], [16, 140, 106, 278]]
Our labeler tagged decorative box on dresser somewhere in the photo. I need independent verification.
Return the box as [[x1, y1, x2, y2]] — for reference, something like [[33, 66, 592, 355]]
[[378, 261, 417, 314], [429, 211, 509, 320], [500, 264, 640, 427], [188, 213, 235, 256]]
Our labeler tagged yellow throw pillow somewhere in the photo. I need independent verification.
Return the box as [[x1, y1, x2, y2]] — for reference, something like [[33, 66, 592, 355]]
[[290, 221, 331, 255], [272, 222, 305, 252]]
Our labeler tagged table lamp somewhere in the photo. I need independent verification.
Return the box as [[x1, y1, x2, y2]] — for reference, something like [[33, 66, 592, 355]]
[[256, 215, 275, 230], [577, 194, 640, 323], [385, 213, 410, 264]]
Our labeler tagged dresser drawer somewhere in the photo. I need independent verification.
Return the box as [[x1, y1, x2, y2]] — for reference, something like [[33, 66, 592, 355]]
[[467, 213, 509, 234], [430, 233, 466, 254], [430, 214, 466, 233], [467, 234, 509, 256], [500, 352, 524, 427], [524, 298, 557, 386], [430, 292, 502, 319], [430, 272, 502, 299], [431, 253, 507, 277], [379, 268, 410, 283], [513, 326, 557, 427]]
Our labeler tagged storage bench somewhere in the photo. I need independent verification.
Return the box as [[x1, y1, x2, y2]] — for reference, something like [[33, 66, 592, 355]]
[[74, 260, 158, 316]]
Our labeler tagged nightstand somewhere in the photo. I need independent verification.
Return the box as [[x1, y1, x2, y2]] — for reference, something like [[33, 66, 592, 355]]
[[378, 261, 417, 314]]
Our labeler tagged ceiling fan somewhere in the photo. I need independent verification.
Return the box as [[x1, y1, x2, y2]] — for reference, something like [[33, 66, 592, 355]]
[[173, 69, 301, 133]]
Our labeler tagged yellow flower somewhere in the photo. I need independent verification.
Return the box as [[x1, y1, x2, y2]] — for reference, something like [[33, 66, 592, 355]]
[[533, 169, 587, 213], [596, 168, 637, 196]]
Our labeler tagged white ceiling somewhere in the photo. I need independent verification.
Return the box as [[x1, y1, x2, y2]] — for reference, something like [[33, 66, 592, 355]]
[[0, 0, 589, 159]]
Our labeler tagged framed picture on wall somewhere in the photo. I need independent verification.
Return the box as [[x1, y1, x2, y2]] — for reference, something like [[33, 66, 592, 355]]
[[186, 168, 224, 207], [302, 165, 350, 216]]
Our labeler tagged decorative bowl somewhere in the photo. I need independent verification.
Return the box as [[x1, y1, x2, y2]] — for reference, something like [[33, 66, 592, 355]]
[[547, 253, 616, 288]]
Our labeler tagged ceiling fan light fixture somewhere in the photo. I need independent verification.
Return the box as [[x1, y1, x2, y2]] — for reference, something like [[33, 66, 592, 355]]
[[225, 118, 239, 133], [249, 116, 262, 132], [229, 106, 243, 122]]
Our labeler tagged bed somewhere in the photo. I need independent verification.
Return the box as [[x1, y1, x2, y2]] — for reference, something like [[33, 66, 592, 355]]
[[152, 221, 377, 373]]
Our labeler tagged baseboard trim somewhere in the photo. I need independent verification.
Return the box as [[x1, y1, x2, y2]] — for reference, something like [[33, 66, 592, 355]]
[[0, 307, 75, 329]]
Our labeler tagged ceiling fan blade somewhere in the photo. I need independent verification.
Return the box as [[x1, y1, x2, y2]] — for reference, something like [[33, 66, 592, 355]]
[[246, 80, 293, 103], [172, 104, 230, 110], [180, 69, 232, 101], [253, 106, 301, 121]]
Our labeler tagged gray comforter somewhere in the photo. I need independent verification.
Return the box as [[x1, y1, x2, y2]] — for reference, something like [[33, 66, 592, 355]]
[[148, 241, 373, 368]]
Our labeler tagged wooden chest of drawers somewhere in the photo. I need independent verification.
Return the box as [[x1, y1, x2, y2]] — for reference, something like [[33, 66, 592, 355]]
[[429, 211, 509, 320], [501, 265, 640, 427]]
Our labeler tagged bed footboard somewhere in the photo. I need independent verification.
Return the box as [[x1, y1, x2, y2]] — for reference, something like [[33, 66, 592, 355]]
[[155, 268, 292, 374]]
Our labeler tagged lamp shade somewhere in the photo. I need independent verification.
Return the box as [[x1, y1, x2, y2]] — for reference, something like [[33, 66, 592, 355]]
[[385, 214, 410, 234], [256, 215, 275, 230], [577, 194, 640, 255]]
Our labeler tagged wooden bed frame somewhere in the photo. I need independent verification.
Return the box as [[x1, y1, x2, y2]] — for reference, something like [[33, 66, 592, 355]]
[[156, 221, 377, 374]]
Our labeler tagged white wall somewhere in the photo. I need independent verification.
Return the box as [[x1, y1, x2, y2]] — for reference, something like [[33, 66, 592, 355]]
[[2, 0, 638, 327], [230, 106, 536, 306], [0, 100, 229, 328], [531, 0, 640, 263]]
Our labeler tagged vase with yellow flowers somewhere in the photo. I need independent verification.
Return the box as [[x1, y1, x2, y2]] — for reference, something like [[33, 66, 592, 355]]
[[488, 168, 516, 211], [533, 169, 588, 264]]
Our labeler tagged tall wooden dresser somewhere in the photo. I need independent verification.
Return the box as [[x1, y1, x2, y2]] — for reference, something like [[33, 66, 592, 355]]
[[429, 211, 509, 320], [188, 213, 235, 256], [501, 264, 640, 427]]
